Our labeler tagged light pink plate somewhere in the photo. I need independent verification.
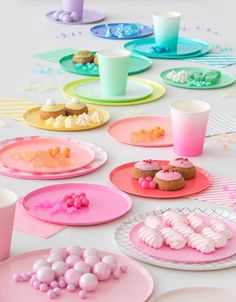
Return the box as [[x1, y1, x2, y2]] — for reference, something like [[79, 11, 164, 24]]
[[0, 138, 95, 174], [0, 249, 153, 302], [108, 116, 172, 147], [22, 183, 132, 225], [110, 160, 211, 199], [129, 216, 236, 263]]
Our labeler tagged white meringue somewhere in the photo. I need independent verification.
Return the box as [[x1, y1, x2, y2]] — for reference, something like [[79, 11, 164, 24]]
[[160, 227, 187, 250], [162, 210, 186, 227], [64, 116, 76, 128], [172, 222, 195, 239], [201, 227, 227, 248], [90, 111, 103, 124], [70, 97, 81, 104], [188, 233, 215, 253], [144, 215, 164, 232], [187, 214, 205, 233], [209, 219, 233, 240], [46, 98, 56, 105], [166, 70, 176, 81], [45, 117, 55, 126], [53, 119, 64, 128], [76, 113, 90, 127], [138, 226, 163, 249], [172, 70, 189, 83]]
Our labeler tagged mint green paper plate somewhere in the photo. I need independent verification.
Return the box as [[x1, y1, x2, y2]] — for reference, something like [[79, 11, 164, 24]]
[[59, 53, 152, 76], [160, 67, 236, 89]]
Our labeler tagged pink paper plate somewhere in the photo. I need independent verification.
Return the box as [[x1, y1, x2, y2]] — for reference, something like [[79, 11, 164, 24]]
[[0, 136, 107, 180], [0, 138, 95, 174], [108, 116, 173, 147], [110, 160, 211, 199], [0, 249, 153, 302], [129, 216, 236, 264], [22, 183, 132, 226]]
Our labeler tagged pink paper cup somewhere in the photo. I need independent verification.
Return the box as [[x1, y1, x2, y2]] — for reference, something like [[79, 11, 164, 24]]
[[170, 100, 211, 157], [0, 188, 17, 261], [62, 0, 84, 17]]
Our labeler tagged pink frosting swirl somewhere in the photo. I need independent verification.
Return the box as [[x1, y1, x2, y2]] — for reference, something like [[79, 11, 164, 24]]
[[160, 227, 187, 250], [169, 158, 194, 168], [187, 214, 206, 233], [201, 227, 227, 248], [155, 169, 182, 181], [172, 222, 195, 239], [209, 219, 233, 240], [138, 226, 163, 248], [188, 233, 215, 253], [135, 159, 161, 171], [162, 210, 186, 227]]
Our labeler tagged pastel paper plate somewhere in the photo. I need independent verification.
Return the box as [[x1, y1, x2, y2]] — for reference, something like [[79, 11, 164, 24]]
[[23, 105, 110, 132], [59, 53, 152, 76], [63, 77, 166, 106], [90, 22, 153, 40], [0, 136, 108, 180], [46, 9, 106, 25], [109, 160, 211, 199], [160, 67, 236, 89], [130, 216, 236, 263], [0, 249, 153, 302], [124, 37, 212, 59], [22, 183, 133, 225], [0, 138, 95, 174], [108, 116, 172, 147]]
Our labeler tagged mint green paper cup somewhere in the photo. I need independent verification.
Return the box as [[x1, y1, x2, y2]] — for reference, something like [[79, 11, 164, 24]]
[[152, 12, 181, 51], [97, 49, 131, 96]]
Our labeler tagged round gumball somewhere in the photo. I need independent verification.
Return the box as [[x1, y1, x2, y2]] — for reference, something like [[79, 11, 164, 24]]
[[79, 290, 88, 299], [40, 283, 49, 292], [70, 11, 81, 22], [66, 198, 74, 208], [141, 180, 149, 189], [37, 267, 55, 284], [51, 261, 68, 278], [53, 287, 61, 296], [58, 280, 66, 289], [65, 255, 81, 268], [67, 284, 76, 292], [50, 280, 58, 289], [74, 261, 90, 274], [47, 253, 63, 264], [64, 269, 81, 287], [63, 14, 72, 23], [120, 265, 128, 273], [146, 176, 153, 182], [52, 11, 61, 21], [49, 248, 66, 259], [47, 289, 57, 299], [81, 198, 89, 207], [84, 255, 100, 268], [32, 259, 49, 273], [93, 262, 111, 281], [149, 181, 156, 189], [79, 273, 98, 292], [83, 248, 99, 259], [113, 269, 121, 279], [101, 255, 117, 272], [66, 245, 83, 256]]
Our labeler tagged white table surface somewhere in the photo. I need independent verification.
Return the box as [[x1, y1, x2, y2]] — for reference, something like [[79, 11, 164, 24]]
[[1, 0, 236, 300]]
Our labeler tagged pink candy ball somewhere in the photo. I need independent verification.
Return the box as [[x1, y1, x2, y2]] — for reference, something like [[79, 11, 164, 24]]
[[66, 245, 83, 256], [83, 248, 99, 259], [40, 283, 49, 292], [113, 269, 121, 279], [32, 259, 49, 273], [21, 273, 29, 281], [93, 262, 111, 281], [120, 265, 128, 273], [101, 255, 117, 272], [74, 199, 82, 209], [74, 261, 90, 274], [49, 248, 66, 259], [50, 280, 58, 289], [138, 177, 145, 184], [81, 198, 89, 207], [53, 287, 61, 296], [84, 256, 100, 268], [79, 273, 98, 292], [141, 180, 149, 189], [47, 289, 57, 299], [66, 198, 74, 207], [67, 284, 76, 292], [149, 181, 156, 189], [64, 269, 81, 287], [65, 255, 81, 268], [33, 280, 41, 289], [37, 267, 55, 284], [47, 253, 63, 265], [146, 176, 153, 182], [79, 290, 88, 299], [13, 273, 21, 282], [51, 261, 68, 278], [58, 280, 66, 289]]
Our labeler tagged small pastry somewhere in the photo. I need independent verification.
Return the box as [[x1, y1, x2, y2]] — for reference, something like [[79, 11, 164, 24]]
[[138, 226, 164, 249], [153, 169, 185, 191], [201, 227, 227, 248], [162, 210, 186, 227], [168, 158, 196, 180], [172, 222, 195, 239], [65, 97, 88, 116], [160, 227, 187, 250], [144, 215, 164, 232], [187, 214, 205, 233], [40, 98, 65, 120], [76, 113, 90, 127], [90, 111, 103, 124], [187, 233, 215, 253], [132, 159, 162, 180], [72, 50, 94, 64], [209, 219, 233, 240], [64, 116, 76, 129], [93, 55, 98, 65]]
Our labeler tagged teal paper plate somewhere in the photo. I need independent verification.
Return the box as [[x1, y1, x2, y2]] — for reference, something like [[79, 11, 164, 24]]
[[124, 37, 212, 59], [160, 67, 236, 89], [59, 53, 152, 76]]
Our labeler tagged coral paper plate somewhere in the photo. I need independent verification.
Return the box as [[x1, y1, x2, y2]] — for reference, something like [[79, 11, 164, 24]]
[[0, 249, 153, 302], [108, 116, 172, 147], [22, 183, 132, 225], [109, 160, 211, 199]]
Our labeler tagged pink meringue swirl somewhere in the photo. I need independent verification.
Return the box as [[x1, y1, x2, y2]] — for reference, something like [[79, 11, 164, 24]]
[[201, 227, 227, 248], [162, 210, 186, 227], [160, 227, 187, 250], [188, 233, 215, 253], [169, 158, 194, 168], [138, 226, 163, 249], [187, 214, 205, 232], [155, 169, 182, 181], [172, 222, 195, 239], [209, 219, 233, 240], [144, 216, 164, 232], [134, 159, 162, 171]]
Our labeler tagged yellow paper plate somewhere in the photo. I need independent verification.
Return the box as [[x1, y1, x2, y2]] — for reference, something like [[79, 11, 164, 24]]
[[63, 77, 166, 106], [23, 105, 110, 132]]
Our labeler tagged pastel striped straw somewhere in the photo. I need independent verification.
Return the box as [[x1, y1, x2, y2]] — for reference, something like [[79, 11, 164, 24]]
[[206, 114, 236, 137], [187, 53, 236, 68]]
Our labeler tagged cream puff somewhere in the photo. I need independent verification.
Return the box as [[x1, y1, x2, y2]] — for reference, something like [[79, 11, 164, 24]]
[[65, 97, 88, 116], [40, 98, 65, 120]]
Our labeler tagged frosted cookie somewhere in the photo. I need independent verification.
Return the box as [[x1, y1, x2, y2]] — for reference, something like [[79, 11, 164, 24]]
[[153, 169, 185, 191], [168, 158, 196, 180]]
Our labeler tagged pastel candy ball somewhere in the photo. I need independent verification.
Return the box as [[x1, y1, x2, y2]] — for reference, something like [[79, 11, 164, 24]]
[[53, 287, 61, 296], [79, 290, 88, 299], [47, 289, 57, 299], [101, 255, 117, 272], [74, 261, 90, 274], [81, 198, 89, 207], [51, 261, 68, 278], [64, 269, 81, 287], [66, 245, 83, 256], [52, 11, 61, 21], [37, 267, 55, 283], [71, 11, 81, 22], [58, 280, 66, 288], [149, 181, 156, 189], [21, 273, 29, 281], [93, 262, 111, 281], [141, 180, 149, 189], [138, 178, 145, 184], [63, 14, 72, 23], [39, 283, 49, 292], [79, 273, 98, 292], [84, 255, 100, 268], [13, 273, 21, 282], [49, 248, 66, 258], [33, 280, 41, 289], [67, 284, 76, 292], [113, 269, 121, 279], [120, 264, 128, 273], [146, 176, 153, 182], [50, 280, 58, 288], [65, 255, 81, 268], [59, 12, 68, 21], [47, 253, 63, 264], [32, 259, 49, 273], [83, 248, 99, 258]]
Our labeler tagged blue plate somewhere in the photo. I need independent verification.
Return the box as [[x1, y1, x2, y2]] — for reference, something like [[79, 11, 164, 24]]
[[124, 37, 212, 59], [90, 22, 153, 40]]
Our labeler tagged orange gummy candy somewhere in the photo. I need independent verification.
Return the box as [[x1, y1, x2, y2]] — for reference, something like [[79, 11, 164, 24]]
[[51, 147, 60, 158], [63, 147, 71, 158]]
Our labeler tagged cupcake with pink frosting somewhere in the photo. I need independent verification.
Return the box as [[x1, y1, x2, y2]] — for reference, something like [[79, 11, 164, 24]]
[[168, 158, 196, 180], [153, 169, 185, 191], [132, 159, 162, 180]]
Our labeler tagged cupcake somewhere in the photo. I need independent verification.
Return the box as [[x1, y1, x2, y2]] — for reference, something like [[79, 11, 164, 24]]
[[153, 169, 185, 191], [72, 50, 94, 64], [65, 97, 88, 116], [132, 159, 162, 180], [40, 98, 65, 120], [168, 158, 196, 180]]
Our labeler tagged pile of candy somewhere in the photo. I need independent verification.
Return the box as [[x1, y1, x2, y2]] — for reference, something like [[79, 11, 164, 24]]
[[138, 176, 157, 189], [75, 62, 98, 72], [152, 46, 170, 53], [52, 10, 82, 23], [130, 126, 165, 143], [105, 23, 143, 38], [13, 246, 128, 299]]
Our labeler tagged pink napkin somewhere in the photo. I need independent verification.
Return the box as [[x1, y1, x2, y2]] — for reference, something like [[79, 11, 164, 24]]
[[13, 203, 67, 238]]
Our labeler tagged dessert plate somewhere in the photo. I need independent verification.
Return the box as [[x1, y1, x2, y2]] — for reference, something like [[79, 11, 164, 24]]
[[150, 287, 236, 302], [63, 77, 166, 106], [21, 183, 133, 226], [130, 217, 236, 263], [0, 137, 107, 180], [90, 22, 153, 40], [108, 116, 172, 147], [160, 67, 236, 89], [124, 37, 212, 59], [109, 160, 211, 199], [46, 9, 106, 25], [0, 138, 95, 174], [59, 53, 152, 76], [23, 105, 110, 132], [69, 78, 153, 102], [0, 249, 153, 302]]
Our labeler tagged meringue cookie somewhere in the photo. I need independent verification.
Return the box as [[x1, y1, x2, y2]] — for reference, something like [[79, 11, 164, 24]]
[[188, 233, 215, 253], [144, 216, 164, 232], [160, 227, 187, 250], [64, 116, 76, 128], [53, 119, 64, 128], [138, 226, 163, 249], [45, 117, 55, 126], [76, 113, 90, 126], [166, 70, 176, 81], [172, 222, 195, 239], [55, 115, 66, 122], [70, 97, 81, 104], [172, 70, 189, 83], [201, 227, 227, 248], [46, 98, 56, 105], [162, 210, 186, 227], [187, 214, 205, 233], [90, 111, 103, 124], [209, 219, 233, 240]]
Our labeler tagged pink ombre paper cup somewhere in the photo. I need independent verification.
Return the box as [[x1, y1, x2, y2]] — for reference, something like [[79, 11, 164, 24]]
[[170, 100, 210, 157], [62, 0, 84, 16], [0, 188, 17, 261]]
